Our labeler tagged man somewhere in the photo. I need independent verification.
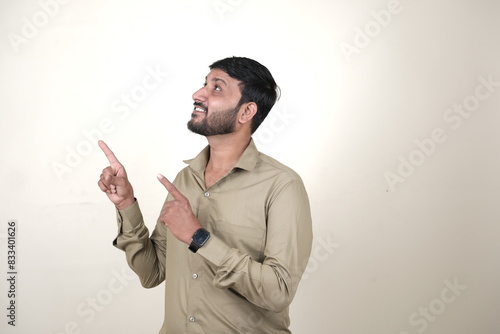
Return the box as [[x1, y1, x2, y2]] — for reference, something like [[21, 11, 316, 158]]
[[98, 57, 312, 333]]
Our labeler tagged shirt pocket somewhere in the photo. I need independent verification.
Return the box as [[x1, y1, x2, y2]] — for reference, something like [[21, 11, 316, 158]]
[[214, 221, 266, 262]]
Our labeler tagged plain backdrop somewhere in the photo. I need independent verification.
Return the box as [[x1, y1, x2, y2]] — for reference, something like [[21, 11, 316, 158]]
[[1, 0, 499, 333]]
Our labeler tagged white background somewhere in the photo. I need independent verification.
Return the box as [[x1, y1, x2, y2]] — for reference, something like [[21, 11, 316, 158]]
[[1, 0, 499, 333]]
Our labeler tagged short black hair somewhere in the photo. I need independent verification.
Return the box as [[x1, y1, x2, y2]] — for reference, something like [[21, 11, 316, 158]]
[[209, 57, 280, 133]]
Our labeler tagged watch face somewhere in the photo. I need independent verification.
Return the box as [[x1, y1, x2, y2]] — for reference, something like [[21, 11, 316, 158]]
[[193, 228, 210, 245], [189, 228, 210, 253]]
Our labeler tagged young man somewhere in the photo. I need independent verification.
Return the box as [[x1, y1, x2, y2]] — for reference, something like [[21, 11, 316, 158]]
[[98, 57, 312, 333]]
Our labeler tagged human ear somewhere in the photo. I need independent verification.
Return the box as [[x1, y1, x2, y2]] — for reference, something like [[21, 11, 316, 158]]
[[238, 102, 257, 125]]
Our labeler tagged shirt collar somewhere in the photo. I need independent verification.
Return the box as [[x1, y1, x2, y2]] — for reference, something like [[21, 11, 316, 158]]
[[183, 138, 260, 177]]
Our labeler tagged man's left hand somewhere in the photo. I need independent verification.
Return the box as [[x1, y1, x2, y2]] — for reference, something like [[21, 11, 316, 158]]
[[157, 174, 202, 245]]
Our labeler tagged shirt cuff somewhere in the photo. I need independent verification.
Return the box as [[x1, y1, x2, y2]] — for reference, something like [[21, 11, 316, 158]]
[[197, 234, 231, 267], [116, 199, 144, 233]]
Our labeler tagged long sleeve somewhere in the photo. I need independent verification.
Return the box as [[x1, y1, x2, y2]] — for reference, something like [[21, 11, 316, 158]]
[[113, 199, 167, 288], [109, 139, 314, 333], [197, 178, 313, 312]]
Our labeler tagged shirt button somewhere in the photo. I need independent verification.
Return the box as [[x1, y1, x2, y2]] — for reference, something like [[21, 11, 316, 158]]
[[204, 192, 210, 197], [189, 316, 196, 322], [192, 273, 198, 279]]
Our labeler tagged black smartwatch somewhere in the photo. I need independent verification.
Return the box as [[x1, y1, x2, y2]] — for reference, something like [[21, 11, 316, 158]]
[[188, 228, 211, 253]]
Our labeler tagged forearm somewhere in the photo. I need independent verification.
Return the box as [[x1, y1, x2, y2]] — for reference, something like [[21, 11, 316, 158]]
[[198, 237, 306, 312], [197, 178, 313, 312], [113, 199, 166, 288]]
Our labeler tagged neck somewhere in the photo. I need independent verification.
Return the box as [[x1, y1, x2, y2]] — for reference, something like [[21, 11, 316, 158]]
[[205, 131, 251, 172]]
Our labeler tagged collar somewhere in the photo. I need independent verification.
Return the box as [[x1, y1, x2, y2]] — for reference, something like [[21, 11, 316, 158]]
[[183, 138, 260, 178]]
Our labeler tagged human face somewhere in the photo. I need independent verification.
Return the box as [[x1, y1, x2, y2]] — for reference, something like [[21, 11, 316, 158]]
[[187, 69, 244, 136]]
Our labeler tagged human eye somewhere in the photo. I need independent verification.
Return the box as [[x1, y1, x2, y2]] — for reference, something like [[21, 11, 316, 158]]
[[214, 85, 221, 91]]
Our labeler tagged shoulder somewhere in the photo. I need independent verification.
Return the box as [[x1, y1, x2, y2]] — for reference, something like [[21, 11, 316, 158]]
[[255, 151, 304, 185], [254, 153, 310, 209]]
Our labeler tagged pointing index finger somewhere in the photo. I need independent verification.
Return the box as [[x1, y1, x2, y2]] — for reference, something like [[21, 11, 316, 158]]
[[98, 140, 120, 165], [157, 174, 185, 200]]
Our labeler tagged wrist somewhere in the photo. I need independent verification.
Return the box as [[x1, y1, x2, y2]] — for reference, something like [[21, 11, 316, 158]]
[[116, 197, 136, 210], [188, 227, 210, 253]]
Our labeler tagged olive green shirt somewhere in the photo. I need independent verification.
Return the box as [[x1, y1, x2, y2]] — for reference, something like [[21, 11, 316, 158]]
[[113, 139, 313, 334]]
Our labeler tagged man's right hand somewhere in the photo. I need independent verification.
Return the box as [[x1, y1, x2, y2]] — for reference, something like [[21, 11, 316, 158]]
[[97, 140, 135, 210]]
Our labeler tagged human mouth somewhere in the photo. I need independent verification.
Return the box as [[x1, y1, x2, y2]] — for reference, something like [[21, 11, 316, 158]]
[[193, 103, 207, 113]]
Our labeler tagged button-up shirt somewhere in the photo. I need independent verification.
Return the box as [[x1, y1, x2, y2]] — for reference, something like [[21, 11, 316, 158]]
[[113, 139, 313, 334]]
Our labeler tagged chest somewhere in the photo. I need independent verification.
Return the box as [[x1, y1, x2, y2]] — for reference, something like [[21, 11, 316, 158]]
[[187, 172, 271, 261], [204, 169, 228, 189]]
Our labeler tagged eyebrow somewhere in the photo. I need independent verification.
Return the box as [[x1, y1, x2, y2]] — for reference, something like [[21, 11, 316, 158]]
[[205, 76, 228, 86]]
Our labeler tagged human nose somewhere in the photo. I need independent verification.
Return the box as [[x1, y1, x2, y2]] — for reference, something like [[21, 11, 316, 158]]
[[192, 86, 207, 102]]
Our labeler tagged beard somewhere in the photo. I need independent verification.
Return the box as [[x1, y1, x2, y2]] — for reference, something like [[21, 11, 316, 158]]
[[187, 102, 241, 136]]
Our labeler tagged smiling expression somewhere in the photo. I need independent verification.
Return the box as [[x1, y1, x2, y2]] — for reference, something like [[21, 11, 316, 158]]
[[187, 69, 244, 136]]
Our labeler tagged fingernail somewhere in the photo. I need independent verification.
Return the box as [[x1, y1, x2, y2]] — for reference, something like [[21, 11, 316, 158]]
[[157, 174, 163, 180]]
